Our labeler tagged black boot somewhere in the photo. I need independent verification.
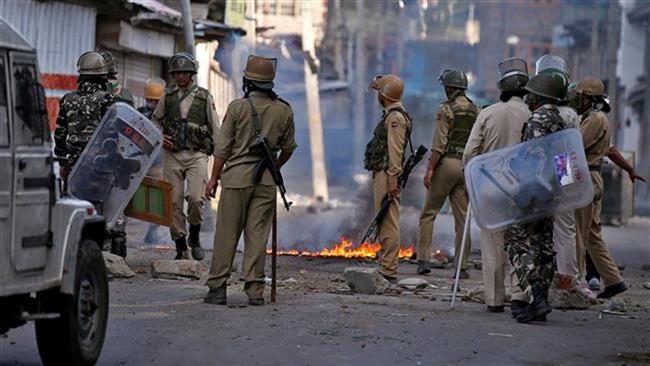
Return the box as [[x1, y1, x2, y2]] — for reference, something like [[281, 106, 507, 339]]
[[516, 282, 552, 323], [110, 231, 127, 258], [174, 236, 189, 260], [188, 224, 205, 261], [417, 261, 431, 275], [597, 282, 628, 299]]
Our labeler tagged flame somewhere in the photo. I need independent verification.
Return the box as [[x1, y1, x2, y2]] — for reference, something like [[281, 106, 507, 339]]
[[268, 236, 414, 259]]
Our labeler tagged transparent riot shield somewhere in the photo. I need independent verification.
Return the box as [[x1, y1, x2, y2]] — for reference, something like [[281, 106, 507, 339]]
[[68, 102, 163, 227], [464, 129, 594, 231]]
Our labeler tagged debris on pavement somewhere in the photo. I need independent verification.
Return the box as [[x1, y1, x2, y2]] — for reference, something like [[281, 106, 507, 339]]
[[343, 267, 390, 295], [151, 260, 204, 280], [548, 286, 594, 309], [488, 333, 514, 338], [604, 298, 627, 313], [462, 286, 484, 303], [642, 281, 650, 290], [103, 252, 136, 278], [397, 277, 428, 290]]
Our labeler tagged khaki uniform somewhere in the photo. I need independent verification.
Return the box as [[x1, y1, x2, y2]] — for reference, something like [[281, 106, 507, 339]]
[[367, 101, 411, 277], [152, 83, 220, 241], [575, 110, 623, 287], [463, 96, 529, 306], [418, 95, 475, 270], [206, 91, 297, 299], [553, 105, 580, 278]]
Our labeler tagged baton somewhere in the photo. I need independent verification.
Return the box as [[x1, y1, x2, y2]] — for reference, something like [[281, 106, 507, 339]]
[[451, 202, 472, 309], [271, 205, 277, 303]]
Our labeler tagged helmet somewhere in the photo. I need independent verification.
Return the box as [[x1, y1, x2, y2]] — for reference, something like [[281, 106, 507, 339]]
[[575, 76, 605, 97], [497, 57, 528, 92], [99, 50, 118, 75], [77, 51, 108, 76], [535, 54, 570, 77], [567, 83, 579, 108], [538, 70, 569, 100], [243, 55, 277, 82], [144, 77, 166, 100], [168, 52, 198, 74], [524, 74, 566, 102], [368, 74, 404, 102], [438, 69, 468, 90]]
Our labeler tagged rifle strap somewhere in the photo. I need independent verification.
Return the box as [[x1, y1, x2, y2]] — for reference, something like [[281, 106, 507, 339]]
[[170, 84, 198, 117], [245, 97, 263, 136], [385, 106, 415, 155]]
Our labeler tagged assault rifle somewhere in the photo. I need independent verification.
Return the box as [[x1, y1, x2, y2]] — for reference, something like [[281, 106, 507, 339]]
[[251, 135, 293, 211], [360, 145, 428, 244]]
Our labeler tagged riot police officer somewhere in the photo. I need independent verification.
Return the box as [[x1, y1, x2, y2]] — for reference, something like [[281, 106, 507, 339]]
[[505, 74, 567, 323], [204, 55, 297, 306], [417, 69, 477, 277], [151, 52, 220, 260], [463, 58, 530, 313], [364, 74, 411, 282]]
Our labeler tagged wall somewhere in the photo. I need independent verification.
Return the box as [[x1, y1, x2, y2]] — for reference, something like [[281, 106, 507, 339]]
[[0, 0, 97, 129]]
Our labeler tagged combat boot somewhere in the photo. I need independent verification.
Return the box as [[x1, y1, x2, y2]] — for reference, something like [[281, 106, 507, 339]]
[[516, 282, 552, 323], [188, 224, 205, 261], [174, 236, 189, 260], [597, 282, 628, 299], [248, 298, 265, 306], [110, 230, 127, 258], [204, 286, 227, 305], [417, 261, 431, 275], [511, 300, 546, 321]]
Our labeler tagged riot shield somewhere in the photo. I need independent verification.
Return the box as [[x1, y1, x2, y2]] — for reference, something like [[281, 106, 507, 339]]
[[68, 102, 163, 227], [465, 129, 594, 231]]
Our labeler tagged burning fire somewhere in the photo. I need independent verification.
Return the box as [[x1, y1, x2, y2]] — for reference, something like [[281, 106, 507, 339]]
[[268, 236, 414, 259]]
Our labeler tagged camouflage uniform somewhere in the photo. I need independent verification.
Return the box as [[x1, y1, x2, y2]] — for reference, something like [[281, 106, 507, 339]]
[[504, 104, 566, 296], [54, 80, 117, 170]]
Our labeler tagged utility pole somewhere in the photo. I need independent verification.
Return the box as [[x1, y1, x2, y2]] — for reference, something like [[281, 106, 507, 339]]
[[302, 2, 329, 202], [353, 0, 367, 165], [605, 0, 620, 145], [180, 0, 195, 56]]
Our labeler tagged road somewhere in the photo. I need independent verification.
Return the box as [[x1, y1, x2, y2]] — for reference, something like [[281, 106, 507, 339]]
[[1, 215, 649, 366]]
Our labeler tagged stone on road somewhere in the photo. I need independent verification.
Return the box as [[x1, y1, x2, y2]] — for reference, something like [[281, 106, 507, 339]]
[[103, 252, 135, 278], [151, 260, 204, 280], [343, 267, 390, 294]]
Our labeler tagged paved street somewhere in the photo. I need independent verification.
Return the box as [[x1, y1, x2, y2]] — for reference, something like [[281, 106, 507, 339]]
[[2, 215, 649, 366]]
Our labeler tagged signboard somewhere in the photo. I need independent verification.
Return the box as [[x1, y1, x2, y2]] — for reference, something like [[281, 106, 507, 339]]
[[225, 0, 246, 29]]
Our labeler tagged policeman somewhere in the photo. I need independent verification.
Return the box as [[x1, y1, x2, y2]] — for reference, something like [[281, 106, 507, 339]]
[[573, 76, 628, 299], [203, 55, 297, 306], [151, 53, 220, 260], [138, 77, 165, 119], [535, 54, 584, 299], [362, 74, 411, 282], [463, 58, 530, 313], [417, 69, 477, 277], [139, 77, 166, 244], [505, 74, 567, 323], [54, 52, 126, 256], [100, 50, 134, 106]]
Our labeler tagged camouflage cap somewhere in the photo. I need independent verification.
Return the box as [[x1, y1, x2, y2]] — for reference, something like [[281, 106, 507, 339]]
[[368, 74, 404, 102], [438, 69, 468, 90], [77, 51, 108, 76], [168, 52, 198, 74]]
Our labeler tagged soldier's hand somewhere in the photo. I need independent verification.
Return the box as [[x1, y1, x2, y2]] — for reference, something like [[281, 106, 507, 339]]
[[423, 169, 433, 190], [387, 180, 400, 199], [630, 171, 647, 183], [205, 178, 218, 200], [163, 134, 174, 150]]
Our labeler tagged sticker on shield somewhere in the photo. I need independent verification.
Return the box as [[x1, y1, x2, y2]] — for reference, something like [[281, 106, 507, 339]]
[[553, 153, 574, 186]]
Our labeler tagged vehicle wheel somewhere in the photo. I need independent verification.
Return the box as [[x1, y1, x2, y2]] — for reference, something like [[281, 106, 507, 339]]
[[35, 240, 109, 365]]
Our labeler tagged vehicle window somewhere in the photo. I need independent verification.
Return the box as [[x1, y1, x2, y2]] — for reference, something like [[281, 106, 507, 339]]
[[0, 56, 8, 146], [12, 62, 48, 145]]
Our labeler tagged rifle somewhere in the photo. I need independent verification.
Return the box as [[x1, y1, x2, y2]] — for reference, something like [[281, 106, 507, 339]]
[[360, 145, 428, 243], [251, 136, 292, 210], [246, 98, 293, 211]]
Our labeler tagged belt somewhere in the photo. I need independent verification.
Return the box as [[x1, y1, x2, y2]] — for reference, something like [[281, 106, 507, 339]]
[[445, 153, 463, 160]]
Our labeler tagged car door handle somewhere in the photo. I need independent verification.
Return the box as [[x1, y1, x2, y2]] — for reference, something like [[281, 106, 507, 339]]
[[18, 160, 27, 171]]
